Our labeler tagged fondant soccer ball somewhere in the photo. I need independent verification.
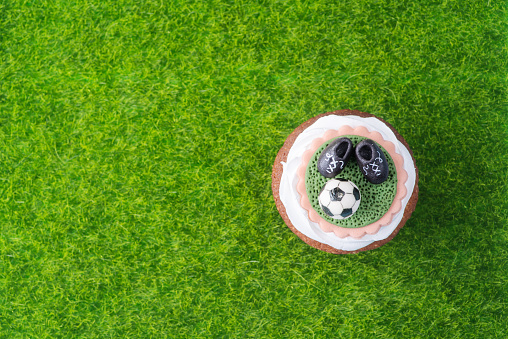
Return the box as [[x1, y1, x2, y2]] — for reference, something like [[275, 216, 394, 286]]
[[318, 179, 361, 220]]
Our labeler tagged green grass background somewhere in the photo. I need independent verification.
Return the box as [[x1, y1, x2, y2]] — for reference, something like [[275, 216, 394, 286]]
[[1, 0, 507, 337]]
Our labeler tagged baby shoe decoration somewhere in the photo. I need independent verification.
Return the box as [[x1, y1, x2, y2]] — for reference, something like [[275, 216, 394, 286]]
[[317, 137, 354, 178], [355, 139, 389, 184]]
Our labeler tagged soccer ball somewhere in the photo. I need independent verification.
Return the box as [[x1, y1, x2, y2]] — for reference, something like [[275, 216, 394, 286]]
[[318, 179, 361, 220]]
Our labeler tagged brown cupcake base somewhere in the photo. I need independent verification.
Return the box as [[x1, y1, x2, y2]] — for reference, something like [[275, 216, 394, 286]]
[[271, 109, 419, 254]]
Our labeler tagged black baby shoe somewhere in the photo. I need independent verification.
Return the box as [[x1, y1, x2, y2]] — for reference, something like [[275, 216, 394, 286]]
[[317, 137, 354, 178], [355, 139, 389, 184]]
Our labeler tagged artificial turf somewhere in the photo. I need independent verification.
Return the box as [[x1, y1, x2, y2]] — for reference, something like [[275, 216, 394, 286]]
[[0, 0, 507, 337]]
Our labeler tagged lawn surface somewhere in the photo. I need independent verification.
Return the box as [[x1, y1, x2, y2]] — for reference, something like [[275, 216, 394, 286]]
[[1, 0, 507, 337]]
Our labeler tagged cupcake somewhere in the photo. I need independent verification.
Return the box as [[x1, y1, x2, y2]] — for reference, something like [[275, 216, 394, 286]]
[[272, 109, 419, 254]]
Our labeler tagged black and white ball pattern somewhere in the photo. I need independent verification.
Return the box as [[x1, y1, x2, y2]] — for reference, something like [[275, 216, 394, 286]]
[[318, 179, 361, 220]]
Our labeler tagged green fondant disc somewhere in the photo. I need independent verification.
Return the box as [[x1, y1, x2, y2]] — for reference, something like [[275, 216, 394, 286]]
[[305, 136, 397, 228]]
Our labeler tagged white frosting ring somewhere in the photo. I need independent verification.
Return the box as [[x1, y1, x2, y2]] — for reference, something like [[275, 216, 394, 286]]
[[279, 115, 417, 252]]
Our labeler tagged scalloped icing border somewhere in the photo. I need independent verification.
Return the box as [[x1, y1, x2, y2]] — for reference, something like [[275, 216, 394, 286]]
[[296, 126, 408, 239]]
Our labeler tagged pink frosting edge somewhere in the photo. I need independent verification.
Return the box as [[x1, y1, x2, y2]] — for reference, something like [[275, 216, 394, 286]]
[[296, 126, 408, 239]]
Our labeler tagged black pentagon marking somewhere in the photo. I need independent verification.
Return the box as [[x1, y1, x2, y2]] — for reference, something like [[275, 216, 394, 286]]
[[341, 208, 353, 218], [353, 187, 360, 200], [321, 204, 334, 217], [336, 178, 348, 182], [329, 187, 345, 201]]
